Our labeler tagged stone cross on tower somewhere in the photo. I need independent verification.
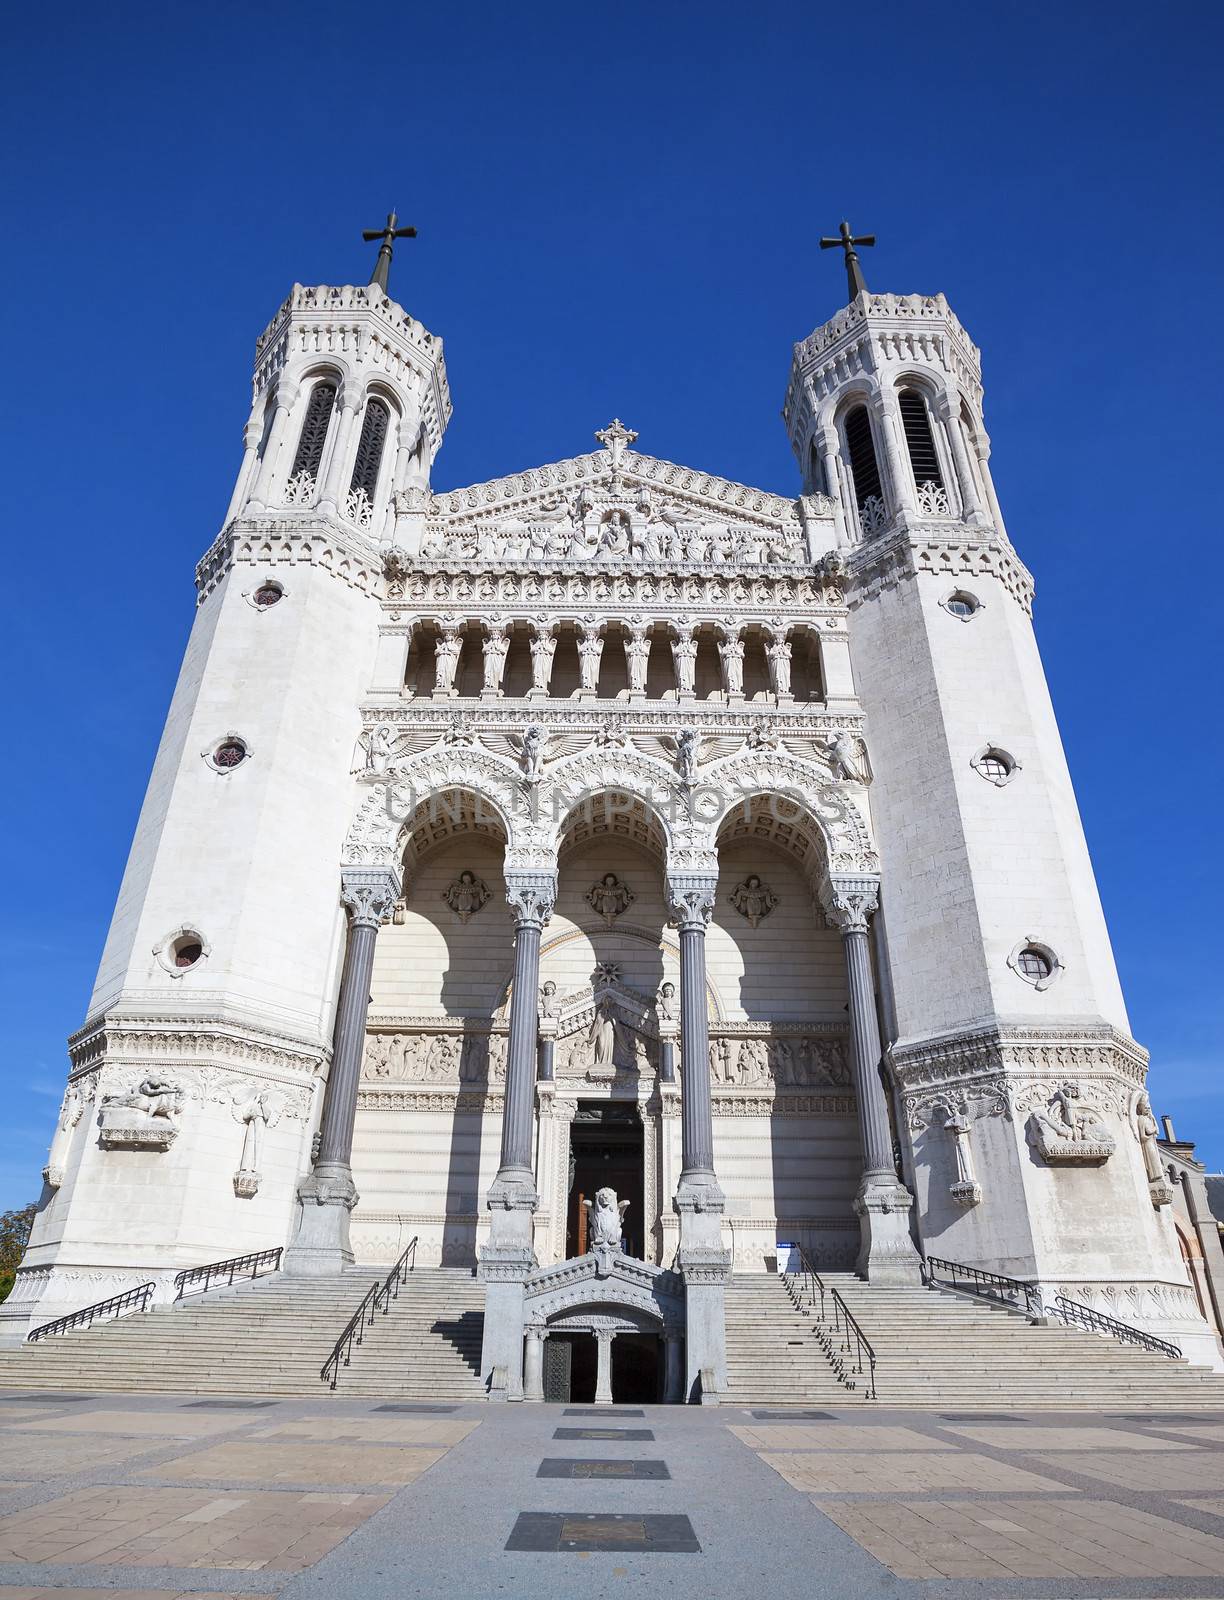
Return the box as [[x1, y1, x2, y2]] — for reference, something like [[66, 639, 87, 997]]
[[819, 220, 876, 301], [362, 210, 418, 295], [595, 418, 638, 472]]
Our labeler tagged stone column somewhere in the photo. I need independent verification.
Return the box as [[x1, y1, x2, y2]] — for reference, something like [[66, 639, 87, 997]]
[[284, 868, 399, 1277], [245, 377, 298, 511], [594, 1328, 616, 1405], [821, 876, 923, 1285], [935, 392, 987, 526], [870, 391, 913, 521], [663, 1329, 684, 1404], [479, 871, 557, 1398], [225, 410, 270, 523], [317, 390, 360, 515], [666, 872, 730, 1401], [523, 1326, 546, 1402]]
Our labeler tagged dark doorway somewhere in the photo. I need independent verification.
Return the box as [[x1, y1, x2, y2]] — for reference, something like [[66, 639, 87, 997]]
[[612, 1333, 660, 1403], [543, 1334, 574, 1403], [566, 1102, 645, 1258]]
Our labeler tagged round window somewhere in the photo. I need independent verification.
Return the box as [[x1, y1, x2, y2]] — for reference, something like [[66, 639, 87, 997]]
[[1016, 946, 1052, 982], [945, 591, 979, 618], [213, 739, 247, 769], [172, 936, 203, 969], [253, 582, 283, 608]]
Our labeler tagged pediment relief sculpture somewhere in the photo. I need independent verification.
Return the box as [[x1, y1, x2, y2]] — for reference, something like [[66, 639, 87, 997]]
[[709, 1034, 851, 1088], [362, 1030, 507, 1085], [98, 1075, 185, 1151]]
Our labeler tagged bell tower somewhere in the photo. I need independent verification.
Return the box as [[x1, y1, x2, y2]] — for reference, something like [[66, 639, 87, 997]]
[[3, 232, 451, 1338], [783, 235, 1219, 1365]]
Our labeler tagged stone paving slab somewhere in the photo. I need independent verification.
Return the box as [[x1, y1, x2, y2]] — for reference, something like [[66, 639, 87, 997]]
[[505, 1511, 700, 1553], [942, 1423, 1203, 1450], [536, 1458, 671, 1479], [248, 1416, 478, 1446], [0, 1437, 169, 1478], [1033, 1452, 1224, 1492], [761, 1449, 1071, 1493], [811, 1496, 1224, 1580], [730, 1423, 953, 1451], [10, 1412, 246, 1439], [140, 1441, 448, 1487], [0, 1485, 388, 1571]]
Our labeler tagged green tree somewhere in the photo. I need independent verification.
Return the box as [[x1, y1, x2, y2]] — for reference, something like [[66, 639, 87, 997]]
[[0, 1204, 36, 1303]]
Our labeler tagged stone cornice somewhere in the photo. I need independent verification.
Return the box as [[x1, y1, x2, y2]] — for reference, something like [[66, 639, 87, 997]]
[[385, 559, 845, 621], [890, 1020, 1149, 1097], [196, 515, 385, 604], [68, 1010, 327, 1079], [846, 524, 1034, 614]]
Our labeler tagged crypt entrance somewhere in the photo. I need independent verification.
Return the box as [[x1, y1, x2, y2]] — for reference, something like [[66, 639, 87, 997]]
[[566, 1102, 645, 1260]]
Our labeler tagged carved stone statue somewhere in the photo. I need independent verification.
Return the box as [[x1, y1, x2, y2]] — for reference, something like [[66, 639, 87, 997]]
[[940, 1103, 982, 1208], [99, 1075, 184, 1151], [232, 1088, 282, 1198], [766, 636, 792, 697], [719, 634, 745, 696], [538, 979, 559, 1020], [434, 626, 463, 694], [625, 626, 651, 694], [481, 621, 510, 694], [354, 723, 395, 775], [529, 630, 557, 694], [1132, 1091, 1174, 1206], [657, 980, 677, 1023], [675, 728, 699, 786], [103, 1076, 183, 1124], [730, 875, 779, 928], [826, 730, 871, 785], [520, 724, 544, 782], [671, 632, 698, 694], [587, 1000, 619, 1069], [585, 873, 635, 926], [577, 620, 604, 690], [442, 870, 491, 923], [585, 1186, 630, 1247]]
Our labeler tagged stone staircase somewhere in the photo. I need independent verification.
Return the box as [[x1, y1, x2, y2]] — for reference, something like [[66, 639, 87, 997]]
[[0, 1267, 486, 1400], [725, 1272, 1224, 1410]]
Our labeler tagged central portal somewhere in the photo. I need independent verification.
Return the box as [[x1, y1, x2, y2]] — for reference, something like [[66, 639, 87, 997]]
[[566, 1102, 645, 1259]]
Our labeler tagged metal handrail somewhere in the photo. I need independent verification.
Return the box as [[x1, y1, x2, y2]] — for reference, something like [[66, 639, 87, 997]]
[[28, 1281, 156, 1342], [925, 1255, 1043, 1320], [1048, 1294, 1183, 1360], [783, 1244, 877, 1400], [320, 1237, 418, 1390], [173, 1247, 283, 1301]]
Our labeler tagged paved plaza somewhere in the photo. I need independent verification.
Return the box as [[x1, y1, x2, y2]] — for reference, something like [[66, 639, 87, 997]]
[[4, 1394, 1224, 1595]]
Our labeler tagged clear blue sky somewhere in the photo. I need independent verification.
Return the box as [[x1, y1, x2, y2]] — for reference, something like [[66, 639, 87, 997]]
[[1, 0, 1220, 1210]]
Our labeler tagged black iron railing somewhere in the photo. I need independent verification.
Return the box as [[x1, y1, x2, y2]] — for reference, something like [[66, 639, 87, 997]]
[[173, 1247, 283, 1301], [27, 1281, 156, 1342], [925, 1255, 1043, 1320], [320, 1238, 418, 1390], [782, 1245, 877, 1400], [1048, 1294, 1183, 1360]]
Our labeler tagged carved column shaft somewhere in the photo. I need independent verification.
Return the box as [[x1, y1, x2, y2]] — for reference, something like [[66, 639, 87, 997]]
[[497, 878, 557, 1183], [246, 382, 296, 508], [318, 392, 360, 511], [841, 924, 895, 1178], [668, 878, 718, 1182], [317, 921, 379, 1168], [937, 393, 985, 522]]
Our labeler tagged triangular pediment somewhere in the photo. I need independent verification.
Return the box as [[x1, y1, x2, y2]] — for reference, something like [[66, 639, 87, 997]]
[[423, 424, 827, 565]]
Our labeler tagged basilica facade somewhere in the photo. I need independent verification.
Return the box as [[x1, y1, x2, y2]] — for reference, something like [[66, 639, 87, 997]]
[[8, 247, 1215, 1392]]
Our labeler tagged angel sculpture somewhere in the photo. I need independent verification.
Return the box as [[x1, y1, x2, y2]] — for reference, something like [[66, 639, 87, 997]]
[[730, 875, 779, 929], [480, 725, 591, 773], [353, 724, 395, 776], [586, 873, 635, 926], [584, 1185, 630, 1248], [825, 730, 871, 785]]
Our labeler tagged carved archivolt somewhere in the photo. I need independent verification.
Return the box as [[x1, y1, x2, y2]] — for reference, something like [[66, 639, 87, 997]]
[[341, 734, 878, 881]]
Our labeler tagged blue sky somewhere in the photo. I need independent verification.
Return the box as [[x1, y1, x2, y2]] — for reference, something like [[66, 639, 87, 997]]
[[0, 0, 1220, 1208]]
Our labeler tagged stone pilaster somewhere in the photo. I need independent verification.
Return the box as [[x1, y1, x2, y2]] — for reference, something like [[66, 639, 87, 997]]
[[666, 871, 730, 1400], [284, 867, 399, 1277], [479, 870, 557, 1397], [822, 875, 923, 1286]]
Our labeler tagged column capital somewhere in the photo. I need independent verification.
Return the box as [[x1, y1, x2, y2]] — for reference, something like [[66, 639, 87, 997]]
[[820, 874, 880, 934], [666, 873, 718, 931], [340, 867, 401, 930], [504, 873, 557, 929]]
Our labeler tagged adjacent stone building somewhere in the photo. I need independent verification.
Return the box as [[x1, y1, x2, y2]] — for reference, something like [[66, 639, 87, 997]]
[[8, 240, 1217, 1391]]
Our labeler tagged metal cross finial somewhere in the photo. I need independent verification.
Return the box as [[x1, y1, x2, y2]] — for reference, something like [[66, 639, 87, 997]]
[[362, 210, 418, 295], [819, 220, 876, 302]]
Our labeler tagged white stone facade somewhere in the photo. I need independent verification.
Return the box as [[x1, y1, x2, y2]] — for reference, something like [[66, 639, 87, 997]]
[[7, 271, 1215, 1376]]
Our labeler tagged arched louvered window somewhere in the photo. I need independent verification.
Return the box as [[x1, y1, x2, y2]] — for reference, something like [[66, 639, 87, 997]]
[[898, 389, 945, 508], [843, 405, 883, 515], [349, 398, 391, 500], [808, 440, 826, 496], [289, 381, 336, 481]]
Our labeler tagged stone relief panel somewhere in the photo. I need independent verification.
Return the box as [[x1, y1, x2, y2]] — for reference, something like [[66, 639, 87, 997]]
[[362, 1030, 505, 1084], [440, 871, 491, 923], [1023, 1081, 1117, 1166], [585, 874, 635, 926], [728, 876, 779, 928], [708, 1032, 851, 1088]]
